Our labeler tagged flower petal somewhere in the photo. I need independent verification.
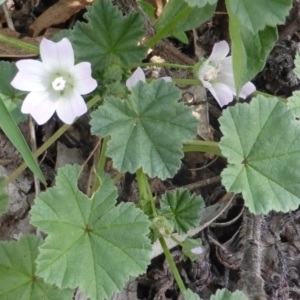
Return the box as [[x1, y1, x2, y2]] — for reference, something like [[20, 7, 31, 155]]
[[209, 41, 230, 62], [21, 91, 57, 125], [56, 90, 87, 124], [217, 72, 236, 94], [209, 83, 234, 107], [220, 56, 233, 73], [126, 67, 146, 90], [161, 76, 172, 82], [11, 60, 50, 92], [71, 62, 97, 95], [40, 38, 74, 73], [239, 81, 256, 99]]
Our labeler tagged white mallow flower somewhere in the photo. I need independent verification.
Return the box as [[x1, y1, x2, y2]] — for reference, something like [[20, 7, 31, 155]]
[[11, 38, 97, 125], [198, 40, 256, 107], [126, 67, 172, 89]]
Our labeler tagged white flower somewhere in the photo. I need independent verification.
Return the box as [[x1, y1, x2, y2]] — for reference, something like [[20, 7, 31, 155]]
[[198, 40, 256, 107], [126, 67, 172, 90], [11, 38, 97, 125]]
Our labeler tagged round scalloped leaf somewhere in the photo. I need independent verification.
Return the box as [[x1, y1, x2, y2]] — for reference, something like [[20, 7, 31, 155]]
[[72, 0, 147, 71], [90, 80, 198, 179], [226, 0, 293, 33], [182, 289, 202, 300], [219, 96, 300, 214], [210, 289, 248, 300], [30, 165, 151, 300], [159, 188, 204, 234], [0, 234, 73, 300]]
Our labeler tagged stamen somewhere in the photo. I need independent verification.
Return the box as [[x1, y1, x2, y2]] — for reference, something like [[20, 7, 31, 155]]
[[204, 67, 219, 81], [52, 76, 67, 91]]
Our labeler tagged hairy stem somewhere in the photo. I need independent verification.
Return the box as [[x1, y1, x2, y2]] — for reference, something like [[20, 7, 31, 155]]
[[241, 209, 267, 299]]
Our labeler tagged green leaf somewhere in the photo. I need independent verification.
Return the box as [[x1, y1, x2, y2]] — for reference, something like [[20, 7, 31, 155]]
[[153, 0, 216, 42], [158, 188, 204, 234], [173, 31, 189, 44], [184, 0, 217, 8], [183, 289, 202, 300], [0, 177, 9, 216], [219, 95, 300, 214], [137, 0, 156, 19], [182, 238, 203, 261], [210, 289, 248, 300], [0, 61, 27, 123], [226, 0, 293, 34], [0, 234, 73, 300], [226, 5, 277, 94], [30, 165, 151, 300], [72, 0, 147, 71], [0, 96, 46, 184], [90, 80, 198, 179]]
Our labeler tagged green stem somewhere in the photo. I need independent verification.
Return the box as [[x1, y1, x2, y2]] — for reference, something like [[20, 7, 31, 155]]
[[159, 237, 186, 293], [113, 172, 124, 185], [170, 235, 184, 247], [254, 90, 287, 103], [136, 168, 157, 217], [130, 62, 194, 71], [146, 78, 200, 86], [0, 33, 39, 54], [183, 140, 223, 157], [5, 95, 101, 185], [97, 136, 109, 170], [91, 135, 110, 193]]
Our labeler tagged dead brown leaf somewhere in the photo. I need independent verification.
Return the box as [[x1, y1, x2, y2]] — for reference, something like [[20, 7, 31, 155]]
[[29, 0, 93, 37]]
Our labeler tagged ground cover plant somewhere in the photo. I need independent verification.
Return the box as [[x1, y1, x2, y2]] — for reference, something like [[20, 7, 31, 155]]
[[0, 0, 299, 299]]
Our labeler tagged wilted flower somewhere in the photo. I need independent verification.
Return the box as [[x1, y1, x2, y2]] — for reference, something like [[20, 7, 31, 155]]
[[126, 67, 172, 90], [198, 40, 256, 107], [11, 38, 97, 125]]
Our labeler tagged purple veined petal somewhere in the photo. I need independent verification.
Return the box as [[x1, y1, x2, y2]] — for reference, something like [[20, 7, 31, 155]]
[[71, 62, 97, 95], [191, 246, 203, 255], [56, 90, 87, 124], [209, 82, 234, 107], [21, 90, 57, 125], [126, 67, 146, 90], [11, 60, 50, 92], [40, 38, 74, 73], [209, 40, 230, 62], [239, 81, 256, 99]]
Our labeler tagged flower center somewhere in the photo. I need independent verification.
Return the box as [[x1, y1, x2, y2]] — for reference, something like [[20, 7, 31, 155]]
[[52, 76, 67, 91], [204, 67, 219, 81]]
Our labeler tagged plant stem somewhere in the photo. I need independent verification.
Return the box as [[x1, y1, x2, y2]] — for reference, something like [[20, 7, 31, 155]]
[[170, 235, 184, 247], [136, 168, 157, 217], [5, 95, 101, 185], [253, 90, 287, 103], [0, 33, 39, 54], [183, 140, 223, 157], [159, 236, 186, 293], [130, 62, 194, 71]]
